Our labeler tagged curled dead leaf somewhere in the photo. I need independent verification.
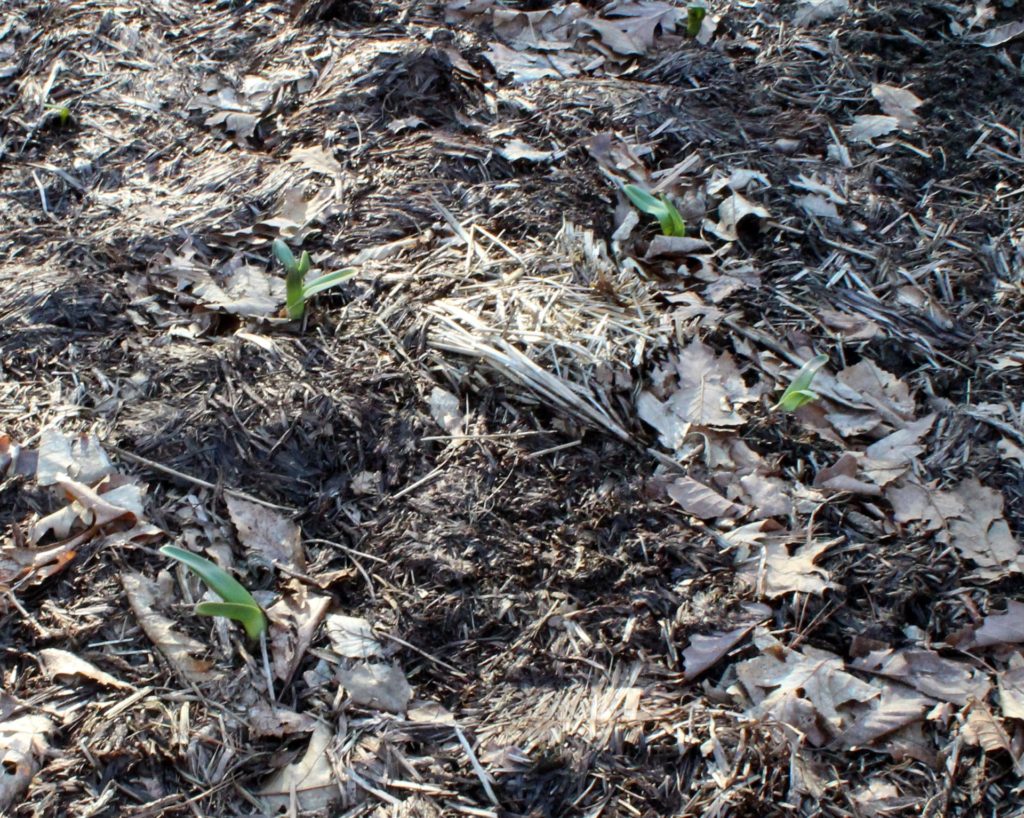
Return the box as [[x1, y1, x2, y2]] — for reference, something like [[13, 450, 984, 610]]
[[950, 601, 1024, 649], [666, 476, 749, 520], [735, 628, 878, 747], [682, 624, 756, 681], [122, 571, 214, 683], [268, 584, 331, 683], [38, 648, 131, 690], [851, 648, 990, 705], [259, 724, 337, 813], [0, 714, 53, 811]]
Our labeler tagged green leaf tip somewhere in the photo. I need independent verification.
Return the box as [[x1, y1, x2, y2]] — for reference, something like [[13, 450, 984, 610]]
[[272, 239, 297, 273], [623, 184, 686, 237], [302, 268, 357, 298], [159, 545, 267, 640], [773, 354, 829, 413], [687, 5, 707, 38]]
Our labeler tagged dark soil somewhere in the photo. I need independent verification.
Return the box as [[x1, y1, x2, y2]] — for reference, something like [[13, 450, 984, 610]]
[[2, 0, 1024, 816]]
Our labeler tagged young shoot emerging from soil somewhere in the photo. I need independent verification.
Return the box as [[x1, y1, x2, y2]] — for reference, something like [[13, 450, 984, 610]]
[[272, 238, 356, 320], [623, 184, 686, 237], [773, 354, 829, 412], [160, 545, 267, 640]]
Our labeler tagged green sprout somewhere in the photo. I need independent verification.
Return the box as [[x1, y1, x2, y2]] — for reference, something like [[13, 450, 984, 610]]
[[160, 545, 267, 640], [623, 184, 686, 237], [773, 354, 829, 412], [272, 239, 356, 320], [45, 103, 71, 127], [687, 5, 707, 37]]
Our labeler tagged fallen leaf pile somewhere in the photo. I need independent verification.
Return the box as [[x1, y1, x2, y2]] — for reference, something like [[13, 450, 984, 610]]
[[1, 429, 158, 606], [724, 627, 1024, 768]]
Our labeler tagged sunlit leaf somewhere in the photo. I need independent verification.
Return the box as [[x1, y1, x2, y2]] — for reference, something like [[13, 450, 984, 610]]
[[773, 354, 828, 412], [160, 545, 267, 640], [195, 601, 267, 639], [302, 268, 357, 299], [272, 239, 297, 272], [623, 184, 686, 237]]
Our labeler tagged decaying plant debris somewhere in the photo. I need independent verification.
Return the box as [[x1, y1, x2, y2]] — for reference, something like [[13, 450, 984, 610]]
[[1, 0, 1023, 815]]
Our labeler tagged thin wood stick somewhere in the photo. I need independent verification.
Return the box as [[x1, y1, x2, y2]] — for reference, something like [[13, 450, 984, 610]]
[[108, 446, 295, 512]]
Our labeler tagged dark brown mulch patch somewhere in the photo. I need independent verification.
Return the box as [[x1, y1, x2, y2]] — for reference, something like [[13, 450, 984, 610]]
[[2, 0, 1023, 816]]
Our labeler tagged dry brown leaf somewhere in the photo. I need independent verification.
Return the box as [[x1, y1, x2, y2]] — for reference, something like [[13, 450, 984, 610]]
[[191, 258, 285, 318], [31, 479, 144, 544], [60, 477, 142, 527], [580, 3, 680, 56], [757, 538, 840, 598], [835, 360, 915, 422], [885, 479, 965, 531], [849, 779, 919, 816], [326, 614, 384, 659], [822, 409, 883, 439], [955, 601, 1024, 649], [999, 666, 1024, 720], [259, 724, 337, 813], [960, 703, 1023, 773], [864, 413, 937, 470], [815, 453, 882, 495], [793, 0, 848, 26], [485, 42, 581, 84], [709, 191, 770, 241], [836, 684, 933, 750], [248, 702, 319, 738], [205, 110, 258, 140], [968, 20, 1024, 46], [947, 479, 1023, 576], [738, 473, 793, 519], [339, 663, 412, 714], [797, 193, 840, 219], [666, 476, 748, 520], [429, 387, 465, 435], [586, 131, 648, 179], [851, 648, 990, 705], [267, 585, 331, 683], [638, 340, 753, 447], [122, 572, 214, 683], [490, 3, 583, 45], [259, 185, 334, 240], [644, 235, 711, 259], [736, 629, 878, 746], [35, 428, 113, 486], [226, 495, 305, 572], [0, 541, 77, 587], [407, 700, 457, 725], [962, 702, 1011, 751], [871, 84, 923, 129], [288, 145, 342, 177], [498, 139, 563, 163], [819, 310, 880, 341], [849, 115, 900, 144], [0, 714, 53, 812], [682, 624, 756, 681], [722, 520, 778, 559], [38, 648, 131, 690], [35, 427, 75, 486], [0, 434, 37, 479]]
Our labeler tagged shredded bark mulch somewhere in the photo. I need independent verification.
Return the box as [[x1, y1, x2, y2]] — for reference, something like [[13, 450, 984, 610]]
[[2, 0, 1023, 816]]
